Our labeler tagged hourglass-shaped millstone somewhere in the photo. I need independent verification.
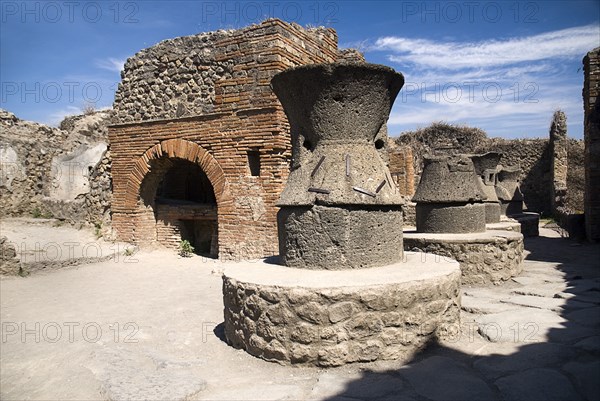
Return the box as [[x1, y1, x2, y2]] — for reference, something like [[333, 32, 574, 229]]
[[271, 62, 405, 270], [469, 152, 502, 223], [412, 155, 487, 233], [496, 165, 525, 216]]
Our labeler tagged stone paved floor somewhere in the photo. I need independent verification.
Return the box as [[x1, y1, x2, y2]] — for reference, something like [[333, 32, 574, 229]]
[[1, 220, 599, 400]]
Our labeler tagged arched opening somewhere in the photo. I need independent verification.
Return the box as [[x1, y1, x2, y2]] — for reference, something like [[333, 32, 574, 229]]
[[140, 157, 218, 256]]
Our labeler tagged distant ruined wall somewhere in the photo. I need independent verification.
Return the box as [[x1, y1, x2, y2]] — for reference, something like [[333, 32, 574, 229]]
[[550, 110, 568, 214], [583, 47, 600, 241], [396, 121, 584, 217], [0, 109, 112, 230]]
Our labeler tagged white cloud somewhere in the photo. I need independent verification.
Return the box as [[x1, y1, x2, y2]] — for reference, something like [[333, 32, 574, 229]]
[[374, 24, 599, 69], [95, 57, 126, 73], [368, 24, 596, 139]]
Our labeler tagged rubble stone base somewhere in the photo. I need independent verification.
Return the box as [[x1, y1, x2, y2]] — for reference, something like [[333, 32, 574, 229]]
[[403, 230, 524, 285], [222, 253, 461, 367]]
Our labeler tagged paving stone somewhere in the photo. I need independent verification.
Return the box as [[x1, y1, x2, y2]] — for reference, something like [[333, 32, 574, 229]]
[[495, 368, 583, 401], [473, 342, 578, 380], [512, 275, 566, 286], [555, 292, 600, 305], [566, 306, 600, 328], [399, 356, 496, 401], [474, 309, 566, 343], [499, 294, 569, 312], [574, 335, 600, 353], [88, 347, 207, 401], [311, 371, 407, 400], [205, 383, 307, 400], [463, 287, 511, 302], [562, 361, 600, 401], [511, 284, 566, 298], [461, 294, 520, 314], [563, 279, 600, 294]]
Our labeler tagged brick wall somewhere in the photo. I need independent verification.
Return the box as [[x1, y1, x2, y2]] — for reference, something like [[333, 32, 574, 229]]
[[109, 20, 351, 260], [387, 142, 415, 197]]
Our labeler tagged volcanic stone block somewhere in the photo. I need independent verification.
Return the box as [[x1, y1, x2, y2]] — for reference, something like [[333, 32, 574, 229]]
[[222, 252, 461, 366], [416, 203, 487, 234], [278, 205, 403, 269], [403, 230, 524, 285], [271, 62, 405, 269]]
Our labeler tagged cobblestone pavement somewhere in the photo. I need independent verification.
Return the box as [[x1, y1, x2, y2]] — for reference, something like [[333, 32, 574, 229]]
[[1, 220, 599, 400]]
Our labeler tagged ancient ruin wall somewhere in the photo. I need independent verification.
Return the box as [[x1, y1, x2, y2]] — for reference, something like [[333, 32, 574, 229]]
[[583, 47, 600, 241], [0, 109, 112, 230], [109, 20, 355, 259]]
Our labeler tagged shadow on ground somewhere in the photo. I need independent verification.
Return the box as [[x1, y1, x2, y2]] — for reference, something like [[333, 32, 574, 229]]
[[319, 233, 600, 401]]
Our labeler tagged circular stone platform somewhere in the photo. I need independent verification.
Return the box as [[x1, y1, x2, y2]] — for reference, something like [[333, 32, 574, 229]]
[[222, 253, 461, 367], [403, 230, 524, 285], [486, 219, 521, 233]]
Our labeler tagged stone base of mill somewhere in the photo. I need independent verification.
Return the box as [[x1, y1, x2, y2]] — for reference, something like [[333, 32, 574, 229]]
[[222, 253, 461, 367], [486, 218, 522, 233], [510, 212, 540, 237], [403, 230, 524, 285]]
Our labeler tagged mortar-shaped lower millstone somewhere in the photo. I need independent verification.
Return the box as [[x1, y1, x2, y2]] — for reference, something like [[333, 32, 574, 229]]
[[413, 155, 487, 233], [496, 165, 524, 215], [271, 62, 405, 269], [469, 152, 502, 223]]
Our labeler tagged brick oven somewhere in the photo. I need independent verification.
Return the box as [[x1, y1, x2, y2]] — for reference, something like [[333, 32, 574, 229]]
[[108, 19, 365, 259]]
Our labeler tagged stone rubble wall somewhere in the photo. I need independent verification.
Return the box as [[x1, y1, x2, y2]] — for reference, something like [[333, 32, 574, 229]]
[[404, 233, 524, 285], [113, 19, 351, 124], [0, 109, 112, 233], [223, 267, 461, 366]]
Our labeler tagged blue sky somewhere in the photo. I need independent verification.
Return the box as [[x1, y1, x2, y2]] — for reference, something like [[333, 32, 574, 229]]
[[1, 1, 599, 139]]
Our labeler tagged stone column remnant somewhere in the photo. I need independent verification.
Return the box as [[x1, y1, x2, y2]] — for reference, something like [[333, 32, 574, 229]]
[[550, 110, 568, 214], [412, 155, 487, 233], [271, 62, 405, 269], [496, 165, 525, 216], [469, 152, 502, 223]]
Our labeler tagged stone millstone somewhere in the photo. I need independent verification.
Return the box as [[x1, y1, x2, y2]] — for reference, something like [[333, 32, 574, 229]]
[[277, 205, 403, 269], [413, 155, 485, 204], [271, 62, 405, 269], [469, 152, 502, 223], [413, 155, 486, 233], [496, 165, 524, 216]]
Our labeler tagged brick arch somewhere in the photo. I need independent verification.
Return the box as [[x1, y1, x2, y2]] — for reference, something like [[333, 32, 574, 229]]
[[125, 139, 231, 207]]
